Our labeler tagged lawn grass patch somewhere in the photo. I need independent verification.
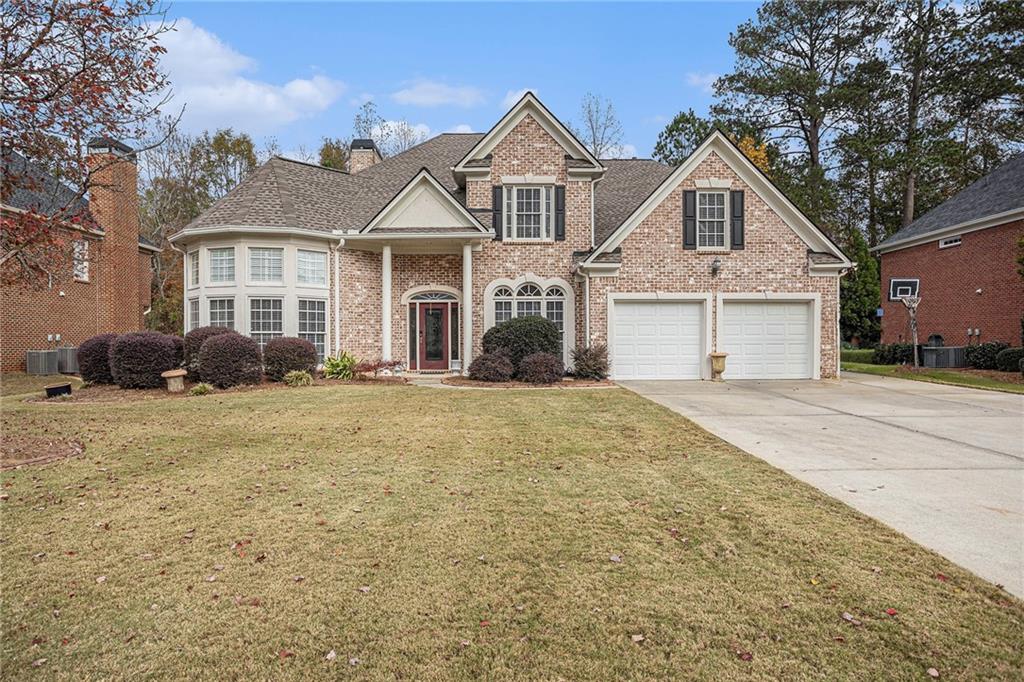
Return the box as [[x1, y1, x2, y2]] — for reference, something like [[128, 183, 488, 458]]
[[1, 384, 1021, 680], [842, 362, 1024, 394], [0, 373, 82, 398]]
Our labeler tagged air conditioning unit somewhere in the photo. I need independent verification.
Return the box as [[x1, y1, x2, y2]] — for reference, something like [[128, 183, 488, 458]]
[[57, 347, 79, 374], [922, 346, 966, 369], [26, 350, 59, 375]]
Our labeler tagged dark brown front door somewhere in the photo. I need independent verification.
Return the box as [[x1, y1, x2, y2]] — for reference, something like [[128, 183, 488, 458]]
[[418, 303, 448, 370]]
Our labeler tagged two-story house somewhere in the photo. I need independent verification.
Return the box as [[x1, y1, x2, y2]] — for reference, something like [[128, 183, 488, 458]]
[[169, 93, 851, 380]]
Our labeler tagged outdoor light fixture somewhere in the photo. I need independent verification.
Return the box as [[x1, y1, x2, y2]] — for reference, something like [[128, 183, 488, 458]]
[[711, 257, 722, 275]]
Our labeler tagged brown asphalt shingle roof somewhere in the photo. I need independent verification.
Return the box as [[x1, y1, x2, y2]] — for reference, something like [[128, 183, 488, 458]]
[[593, 159, 673, 246]]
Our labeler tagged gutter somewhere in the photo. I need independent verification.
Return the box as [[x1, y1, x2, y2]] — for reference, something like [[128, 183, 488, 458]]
[[871, 207, 1024, 254], [169, 224, 345, 244]]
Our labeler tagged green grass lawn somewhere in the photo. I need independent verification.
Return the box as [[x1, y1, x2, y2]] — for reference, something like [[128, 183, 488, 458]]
[[1, 384, 1021, 680], [0, 373, 81, 398], [842, 362, 1024, 394]]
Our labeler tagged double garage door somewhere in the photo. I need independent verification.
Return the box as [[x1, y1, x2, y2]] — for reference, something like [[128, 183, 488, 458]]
[[611, 299, 813, 380]]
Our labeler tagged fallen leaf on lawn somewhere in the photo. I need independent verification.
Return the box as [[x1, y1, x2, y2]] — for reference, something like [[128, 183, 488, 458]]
[[834, 636, 845, 643], [927, 667, 940, 678], [871, 566, 882, 574], [479, 620, 491, 627], [293, 575, 304, 583], [780, 602, 791, 609], [885, 608, 898, 616], [32, 658, 46, 667], [325, 650, 337, 661], [934, 573, 949, 582], [255, 553, 267, 563], [460, 640, 470, 647], [810, 577, 821, 585], [278, 650, 294, 660], [841, 612, 862, 626], [357, 586, 370, 593], [205, 575, 216, 582], [213, 564, 225, 571], [95, 576, 106, 584], [610, 554, 622, 563], [736, 650, 753, 661], [349, 657, 360, 666], [631, 634, 645, 643]]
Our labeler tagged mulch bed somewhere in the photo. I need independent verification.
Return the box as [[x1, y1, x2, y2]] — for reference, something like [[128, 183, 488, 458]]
[[0, 435, 84, 469], [442, 376, 615, 389]]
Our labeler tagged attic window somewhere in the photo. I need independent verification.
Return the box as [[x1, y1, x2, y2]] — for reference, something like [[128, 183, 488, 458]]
[[938, 235, 961, 249]]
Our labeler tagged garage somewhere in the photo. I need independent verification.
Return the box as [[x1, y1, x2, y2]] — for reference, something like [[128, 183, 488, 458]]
[[719, 300, 814, 379], [611, 300, 704, 380]]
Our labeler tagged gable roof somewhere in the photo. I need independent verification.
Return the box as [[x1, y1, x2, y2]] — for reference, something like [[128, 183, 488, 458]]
[[874, 153, 1024, 254], [594, 159, 674, 246], [362, 167, 489, 234], [583, 130, 850, 267]]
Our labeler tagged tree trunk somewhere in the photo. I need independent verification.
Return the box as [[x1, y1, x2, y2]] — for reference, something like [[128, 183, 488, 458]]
[[901, 0, 935, 228]]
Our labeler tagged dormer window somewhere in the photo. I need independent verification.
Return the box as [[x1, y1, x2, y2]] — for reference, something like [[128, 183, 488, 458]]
[[504, 185, 554, 241]]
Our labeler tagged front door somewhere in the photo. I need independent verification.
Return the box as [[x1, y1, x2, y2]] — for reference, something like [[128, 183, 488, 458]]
[[418, 303, 449, 370]]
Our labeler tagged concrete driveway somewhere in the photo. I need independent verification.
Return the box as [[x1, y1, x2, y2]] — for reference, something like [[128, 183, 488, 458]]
[[620, 374, 1024, 597]]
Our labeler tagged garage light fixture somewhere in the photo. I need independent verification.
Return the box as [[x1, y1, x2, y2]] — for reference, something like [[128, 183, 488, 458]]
[[711, 257, 722, 276]]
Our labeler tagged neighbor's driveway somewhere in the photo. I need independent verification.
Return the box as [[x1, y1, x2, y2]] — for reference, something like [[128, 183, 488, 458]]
[[620, 374, 1024, 597]]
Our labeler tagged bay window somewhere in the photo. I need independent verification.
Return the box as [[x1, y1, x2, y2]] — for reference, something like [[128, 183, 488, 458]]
[[249, 298, 283, 349], [209, 247, 235, 283], [249, 247, 283, 283], [298, 299, 327, 361], [297, 250, 327, 286]]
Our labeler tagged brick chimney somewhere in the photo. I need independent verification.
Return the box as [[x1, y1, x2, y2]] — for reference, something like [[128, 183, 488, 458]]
[[86, 137, 143, 333], [349, 139, 382, 173]]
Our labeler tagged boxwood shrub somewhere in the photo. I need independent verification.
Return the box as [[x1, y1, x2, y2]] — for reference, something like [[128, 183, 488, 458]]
[[184, 326, 235, 372], [197, 333, 262, 388], [965, 341, 1009, 370], [77, 333, 118, 384], [572, 344, 609, 380], [872, 343, 914, 365], [994, 347, 1024, 373], [840, 348, 875, 364], [482, 316, 561, 371], [468, 353, 514, 382], [109, 332, 181, 389], [517, 352, 564, 384], [263, 337, 318, 381]]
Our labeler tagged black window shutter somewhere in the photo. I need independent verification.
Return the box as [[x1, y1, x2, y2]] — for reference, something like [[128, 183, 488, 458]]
[[492, 185, 503, 241], [554, 185, 566, 241], [730, 190, 745, 250], [683, 190, 697, 249]]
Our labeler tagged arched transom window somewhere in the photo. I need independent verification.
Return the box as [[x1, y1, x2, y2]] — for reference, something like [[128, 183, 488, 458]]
[[492, 282, 568, 362]]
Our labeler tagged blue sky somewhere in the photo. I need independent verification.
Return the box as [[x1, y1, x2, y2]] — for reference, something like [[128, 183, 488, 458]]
[[161, 1, 759, 159]]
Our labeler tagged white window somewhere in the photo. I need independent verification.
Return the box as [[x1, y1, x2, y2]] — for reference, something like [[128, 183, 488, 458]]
[[249, 298, 283, 349], [545, 287, 566, 361], [697, 191, 727, 249], [187, 298, 199, 331], [209, 298, 235, 329], [298, 299, 327, 361], [72, 240, 89, 281], [889, 278, 920, 301], [297, 249, 327, 285], [209, 247, 235, 283], [503, 186, 554, 240], [494, 286, 513, 324], [515, 283, 543, 317], [188, 251, 199, 287], [939, 235, 961, 249], [249, 247, 283, 283], [492, 283, 568, 362]]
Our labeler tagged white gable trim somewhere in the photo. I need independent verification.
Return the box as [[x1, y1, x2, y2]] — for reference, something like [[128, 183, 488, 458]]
[[453, 92, 603, 174], [584, 131, 850, 267], [363, 168, 488, 234]]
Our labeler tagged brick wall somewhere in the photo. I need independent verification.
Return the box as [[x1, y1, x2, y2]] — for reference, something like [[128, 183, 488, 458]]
[[338, 248, 382, 359], [880, 219, 1024, 346]]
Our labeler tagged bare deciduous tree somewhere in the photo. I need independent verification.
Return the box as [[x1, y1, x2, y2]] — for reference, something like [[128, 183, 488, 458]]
[[570, 93, 625, 159]]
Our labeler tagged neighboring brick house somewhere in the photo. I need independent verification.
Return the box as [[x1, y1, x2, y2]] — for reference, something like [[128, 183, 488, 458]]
[[874, 154, 1024, 347], [170, 93, 851, 379], [0, 139, 159, 372]]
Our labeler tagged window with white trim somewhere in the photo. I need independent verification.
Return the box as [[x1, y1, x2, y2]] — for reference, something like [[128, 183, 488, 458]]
[[503, 186, 554, 240], [494, 286, 513, 324], [188, 251, 199, 287], [297, 249, 327, 285], [209, 247, 234, 283], [939, 235, 961, 249], [888, 278, 920, 301], [249, 247, 283, 283], [72, 240, 89, 281], [697, 191, 727, 249], [209, 298, 234, 329], [249, 298, 283, 349], [187, 298, 199, 332], [298, 299, 327, 361], [492, 283, 568, 362]]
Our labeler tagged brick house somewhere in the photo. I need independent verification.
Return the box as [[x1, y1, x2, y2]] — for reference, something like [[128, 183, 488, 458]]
[[875, 154, 1024, 347], [170, 93, 851, 379], [0, 139, 159, 372]]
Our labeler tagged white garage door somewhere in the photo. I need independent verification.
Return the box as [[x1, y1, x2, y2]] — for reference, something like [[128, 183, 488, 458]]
[[720, 301, 812, 379], [611, 301, 703, 380]]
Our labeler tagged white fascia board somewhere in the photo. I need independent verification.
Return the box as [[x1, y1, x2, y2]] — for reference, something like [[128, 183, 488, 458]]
[[342, 232, 493, 241], [871, 207, 1024, 254], [363, 168, 488, 234], [168, 225, 342, 244]]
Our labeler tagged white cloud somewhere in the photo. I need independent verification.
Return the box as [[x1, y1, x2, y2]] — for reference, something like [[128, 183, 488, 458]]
[[685, 72, 719, 94], [447, 123, 474, 134], [391, 79, 485, 108], [158, 18, 346, 134], [349, 92, 374, 106], [502, 88, 537, 110]]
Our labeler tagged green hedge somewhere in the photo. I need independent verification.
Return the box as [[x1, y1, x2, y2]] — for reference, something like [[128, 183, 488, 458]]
[[840, 349, 875, 364]]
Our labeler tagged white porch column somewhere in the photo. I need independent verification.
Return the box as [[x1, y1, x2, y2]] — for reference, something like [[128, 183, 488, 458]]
[[381, 244, 392, 360], [462, 242, 473, 373]]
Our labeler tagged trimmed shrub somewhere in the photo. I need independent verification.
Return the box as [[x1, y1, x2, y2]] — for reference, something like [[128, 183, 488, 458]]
[[994, 347, 1024, 373], [840, 348, 875, 364], [263, 337, 318, 381], [283, 370, 314, 387], [353, 359, 402, 377], [965, 341, 1009, 370], [198, 333, 262, 388], [572, 344, 609, 380], [468, 353, 514, 382], [109, 332, 181, 389], [872, 343, 914, 365], [189, 382, 213, 396], [184, 326, 235, 372], [482, 316, 561, 371], [517, 352, 564, 384], [1020, 357, 1024, 378], [323, 351, 358, 380], [77, 333, 118, 384]]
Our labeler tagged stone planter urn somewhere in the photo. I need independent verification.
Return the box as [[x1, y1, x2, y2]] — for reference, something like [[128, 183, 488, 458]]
[[709, 352, 729, 381], [161, 369, 188, 393]]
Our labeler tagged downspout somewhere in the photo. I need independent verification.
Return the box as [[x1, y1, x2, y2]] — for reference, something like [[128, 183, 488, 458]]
[[333, 244, 342, 355], [583, 271, 591, 344]]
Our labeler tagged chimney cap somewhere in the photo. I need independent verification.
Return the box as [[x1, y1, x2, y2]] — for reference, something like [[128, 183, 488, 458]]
[[351, 138, 380, 154], [87, 137, 135, 156]]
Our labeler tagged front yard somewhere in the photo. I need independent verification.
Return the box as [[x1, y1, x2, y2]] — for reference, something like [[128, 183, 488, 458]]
[[1, 383, 1021, 679], [842, 362, 1024, 394]]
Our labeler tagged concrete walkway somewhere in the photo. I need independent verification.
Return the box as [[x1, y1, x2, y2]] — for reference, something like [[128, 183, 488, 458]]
[[620, 374, 1024, 597]]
